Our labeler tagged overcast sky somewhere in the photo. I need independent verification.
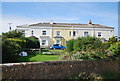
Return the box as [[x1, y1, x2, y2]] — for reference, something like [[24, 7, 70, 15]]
[[2, 2, 118, 36]]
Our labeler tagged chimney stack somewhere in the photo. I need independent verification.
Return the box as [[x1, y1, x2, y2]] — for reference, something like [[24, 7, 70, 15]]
[[88, 20, 92, 24]]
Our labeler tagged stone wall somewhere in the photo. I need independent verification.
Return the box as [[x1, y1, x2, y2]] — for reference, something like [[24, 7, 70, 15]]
[[1, 60, 119, 79]]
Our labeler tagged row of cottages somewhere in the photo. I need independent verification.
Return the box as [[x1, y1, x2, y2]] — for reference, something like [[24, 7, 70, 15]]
[[16, 20, 114, 48]]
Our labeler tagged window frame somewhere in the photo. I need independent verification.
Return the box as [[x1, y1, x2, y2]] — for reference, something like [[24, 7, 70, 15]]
[[56, 40, 61, 44], [56, 31, 60, 36], [84, 32, 88, 37], [42, 31, 46, 35], [42, 40, 46, 45], [98, 32, 101, 37]]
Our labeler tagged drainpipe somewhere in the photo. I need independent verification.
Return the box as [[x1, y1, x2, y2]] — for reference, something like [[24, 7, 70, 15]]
[[39, 38, 41, 54]]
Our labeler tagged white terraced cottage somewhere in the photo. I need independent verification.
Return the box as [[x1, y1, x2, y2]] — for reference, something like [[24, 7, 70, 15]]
[[16, 20, 114, 48]]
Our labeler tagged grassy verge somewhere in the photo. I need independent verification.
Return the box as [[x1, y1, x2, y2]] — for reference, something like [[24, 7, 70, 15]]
[[17, 51, 60, 62]]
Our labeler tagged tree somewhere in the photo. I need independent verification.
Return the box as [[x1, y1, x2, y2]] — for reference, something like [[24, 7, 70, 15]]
[[74, 36, 102, 51], [2, 37, 22, 63], [66, 39, 74, 52], [2, 30, 23, 38]]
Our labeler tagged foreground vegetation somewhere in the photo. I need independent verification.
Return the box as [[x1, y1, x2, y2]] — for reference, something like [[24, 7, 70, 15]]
[[68, 71, 120, 80], [2, 30, 40, 63], [61, 36, 120, 60]]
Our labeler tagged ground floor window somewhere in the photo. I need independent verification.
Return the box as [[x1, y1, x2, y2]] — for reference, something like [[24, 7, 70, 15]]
[[98, 32, 101, 37], [84, 32, 88, 37], [42, 40, 46, 45], [56, 40, 61, 44]]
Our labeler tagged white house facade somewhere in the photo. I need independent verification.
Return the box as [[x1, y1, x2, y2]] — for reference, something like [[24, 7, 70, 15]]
[[16, 21, 114, 48]]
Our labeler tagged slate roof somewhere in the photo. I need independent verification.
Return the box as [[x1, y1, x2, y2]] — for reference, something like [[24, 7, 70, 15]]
[[29, 22, 114, 29]]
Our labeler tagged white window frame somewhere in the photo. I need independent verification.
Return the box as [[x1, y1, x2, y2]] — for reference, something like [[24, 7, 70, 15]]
[[98, 32, 101, 37], [84, 32, 88, 37], [69, 31, 71, 36], [42, 31, 46, 35], [31, 30, 33, 36], [56, 40, 61, 44], [42, 40, 46, 45], [56, 31, 60, 36]]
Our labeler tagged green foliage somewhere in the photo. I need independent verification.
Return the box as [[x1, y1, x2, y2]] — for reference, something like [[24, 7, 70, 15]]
[[6, 38, 26, 48], [108, 36, 117, 43], [108, 43, 120, 58], [68, 71, 120, 80], [2, 30, 23, 38], [74, 36, 102, 52], [101, 42, 111, 49], [2, 38, 22, 63], [20, 37, 40, 48], [66, 39, 74, 52], [68, 72, 103, 80]]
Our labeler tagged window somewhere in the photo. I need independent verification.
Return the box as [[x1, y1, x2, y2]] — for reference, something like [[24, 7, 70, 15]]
[[73, 31, 76, 36], [84, 32, 88, 37], [56, 31, 60, 36], [42, 40, 46, 45], [56, 40, 60, 44], [31, 30, 33, 36], [69, 31, 71, 36], [21, 30, 25, 36], [42, 31, 46, 35], [98, 32, 101, 37]]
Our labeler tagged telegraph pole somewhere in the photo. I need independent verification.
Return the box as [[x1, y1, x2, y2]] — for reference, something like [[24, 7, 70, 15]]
[[8, 23, 12, 31]]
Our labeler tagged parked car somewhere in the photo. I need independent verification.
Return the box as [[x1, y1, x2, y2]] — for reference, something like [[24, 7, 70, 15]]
[[50, 44, 66, 50]]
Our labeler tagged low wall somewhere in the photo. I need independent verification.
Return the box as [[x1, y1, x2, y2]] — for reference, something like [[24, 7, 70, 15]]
[[1, 60, 119, 79]]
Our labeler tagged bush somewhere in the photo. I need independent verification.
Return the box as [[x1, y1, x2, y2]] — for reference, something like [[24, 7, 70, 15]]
[[108, 36, 117, 43], [20, 37, 40, 48], [74, 36, 102, 52], [107, 43, 120, 58], [6, 38, 26, 48], [2, 38, 22, 63], [101, 42, 111, 49], [66, 39, 74, 52]]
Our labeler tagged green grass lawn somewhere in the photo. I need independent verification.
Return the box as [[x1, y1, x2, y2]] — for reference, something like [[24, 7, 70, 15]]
[[17, 51, 61, 62], [49, 49, 65, 52]]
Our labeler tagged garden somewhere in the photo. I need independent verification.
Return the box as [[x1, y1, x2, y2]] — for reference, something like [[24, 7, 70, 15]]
[[2, 30, 120, 80], [2, 30, 120, 63]]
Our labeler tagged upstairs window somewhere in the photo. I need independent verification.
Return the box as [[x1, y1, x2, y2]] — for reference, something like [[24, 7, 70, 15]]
[[84, 32, 88, 37], [56, 31, 60, 36], [98, 32, 101, 37], [31, 30, 33, 36], [69, 31, 71, 36], [42, 31, 46, 35]]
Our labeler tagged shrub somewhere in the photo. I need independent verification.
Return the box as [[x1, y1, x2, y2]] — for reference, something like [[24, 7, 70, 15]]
[[101, 42, 111, 49], [107, 43, 120, 58], [20, 37, 40, 48], [74, 36, 102, 52], [2, 38, 22, 63], [66, 39, 74, 52], [6, 38, 26, 48], [108, 36, 117, 43]]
